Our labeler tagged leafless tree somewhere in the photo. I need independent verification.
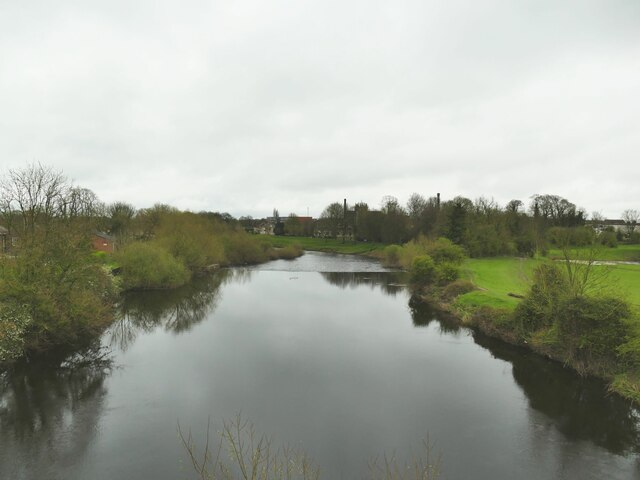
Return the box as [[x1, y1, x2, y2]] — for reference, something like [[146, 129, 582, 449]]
[[621, 209, 639, 236]]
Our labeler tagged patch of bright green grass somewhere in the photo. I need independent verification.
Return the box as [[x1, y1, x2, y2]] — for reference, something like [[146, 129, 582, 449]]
[[606, 264, 640, 307], [259, 235, 386, 255], [456, 257, 543, 311], [547, 244, 640, 262]]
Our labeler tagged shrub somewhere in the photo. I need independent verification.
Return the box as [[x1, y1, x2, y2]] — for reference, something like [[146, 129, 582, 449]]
[[442, 279, 475, 300], [425, 237, 466, 265], [556, 296, 631, 371], [410, 255, 436, 286], [598, 230, 618, 247], [223, 232, 269, 265], [0, 303, 31, 362], [382, 244, 403, 268], [116, 242, 190, 290], [513, 263, 569, 337], [435, 262, 460, 284], [275, 244, 303, 260]]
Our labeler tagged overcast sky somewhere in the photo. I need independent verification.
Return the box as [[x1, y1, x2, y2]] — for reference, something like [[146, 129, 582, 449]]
[[1, 1, 638, 219]]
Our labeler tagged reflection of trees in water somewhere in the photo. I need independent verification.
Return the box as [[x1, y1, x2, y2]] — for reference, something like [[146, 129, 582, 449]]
[[0, 342, 111, 479], [111, 270, 234, 351], [320, 272, 408, 296], [408, 295, 461, 334], [474, 333, 640, 456]]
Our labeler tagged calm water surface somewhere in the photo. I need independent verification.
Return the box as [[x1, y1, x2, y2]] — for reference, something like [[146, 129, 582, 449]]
[[1, 252, 640, 479]]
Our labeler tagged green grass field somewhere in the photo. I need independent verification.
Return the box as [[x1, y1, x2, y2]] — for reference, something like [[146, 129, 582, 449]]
[[457, 256, 640, 310], [259, 235, 386, 255], [547, 244, 640, 262], [457, 257, 542, 310]]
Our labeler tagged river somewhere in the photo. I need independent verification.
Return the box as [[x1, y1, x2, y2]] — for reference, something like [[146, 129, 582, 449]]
[[1, 252, 639, 479]]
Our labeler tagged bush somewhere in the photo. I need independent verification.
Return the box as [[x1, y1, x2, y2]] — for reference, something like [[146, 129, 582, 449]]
[[410, 255, 436, 286], [442, 279, 475, 300], [556, 296, 631, 370], [223, 232, 269, 265], [382, 244, 403, 268], [0, 303, 31, 362], [116, 242, 190, 290], [598, 230, 618, 247], [274, 244, 304, 260], [435, 262, 460, 284], [425, 237, 466, 265], [513, 263, 569, 337]]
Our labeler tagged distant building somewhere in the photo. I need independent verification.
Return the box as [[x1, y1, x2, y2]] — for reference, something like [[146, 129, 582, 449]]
[[92, 232, 116, 253]]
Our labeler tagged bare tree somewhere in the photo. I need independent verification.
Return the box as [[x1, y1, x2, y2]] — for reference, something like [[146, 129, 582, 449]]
[[621, 209, 639, 236], [0, 163, 68, 236]]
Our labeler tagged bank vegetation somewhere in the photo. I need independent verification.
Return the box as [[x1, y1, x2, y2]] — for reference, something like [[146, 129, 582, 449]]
[[0, 164, 301, 363]]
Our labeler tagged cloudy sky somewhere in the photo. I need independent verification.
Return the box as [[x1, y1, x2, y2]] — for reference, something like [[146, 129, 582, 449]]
[[1, 0, 638, 218]]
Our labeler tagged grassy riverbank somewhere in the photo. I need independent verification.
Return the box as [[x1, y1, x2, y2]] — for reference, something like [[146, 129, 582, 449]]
[[428, 252, 640, 404], [547, 245, 640, 262], [456, 257, 640, 310], [260, 235, 386, 255]]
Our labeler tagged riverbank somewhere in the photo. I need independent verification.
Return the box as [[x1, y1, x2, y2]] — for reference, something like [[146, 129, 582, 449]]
[[414, 255, 640, 404], [259, 234, 386, 255]]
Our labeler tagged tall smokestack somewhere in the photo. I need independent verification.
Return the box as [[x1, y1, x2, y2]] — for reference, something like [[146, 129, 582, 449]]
[[437, 193, 441, 209], [343, 198, 347, 243]]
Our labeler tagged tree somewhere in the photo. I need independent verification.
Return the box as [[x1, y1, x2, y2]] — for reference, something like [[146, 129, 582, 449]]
[[0, 163, 68, 237], [319, 202, 344, 237], [445, 197, 470, 245], [406, 193, 428, 237], [0, 164, 115, 352], [380, 196, 408, 243], [621, 209, 639, 237], [285, 214, 304, 236], [107, 201, 136, 239]]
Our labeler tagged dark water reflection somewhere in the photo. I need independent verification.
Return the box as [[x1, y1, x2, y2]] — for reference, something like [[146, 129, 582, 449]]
[[110, 271, 234, 350], [320, 271, 408, 296], [475, 333, 640, 456], [0, 344, 111, 480], [1, 254, 640, 479]]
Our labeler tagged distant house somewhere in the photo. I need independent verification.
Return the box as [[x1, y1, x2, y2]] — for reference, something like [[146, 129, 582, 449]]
[[92, 232, 116, 253], [592, 219, 639, 234]]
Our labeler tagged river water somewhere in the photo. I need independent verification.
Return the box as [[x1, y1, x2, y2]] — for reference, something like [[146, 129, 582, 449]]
[[1, 252, 639, 479]]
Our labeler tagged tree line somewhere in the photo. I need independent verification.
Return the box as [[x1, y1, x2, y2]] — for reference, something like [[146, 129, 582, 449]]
[[273, 194, 638, 256]]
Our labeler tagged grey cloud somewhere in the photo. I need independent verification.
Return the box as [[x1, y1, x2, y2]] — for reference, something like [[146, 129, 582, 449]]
[[0, 0, 639, 219]]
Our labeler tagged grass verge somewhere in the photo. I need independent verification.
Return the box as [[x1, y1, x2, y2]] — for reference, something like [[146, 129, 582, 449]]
[[259, 235, 387, 255]]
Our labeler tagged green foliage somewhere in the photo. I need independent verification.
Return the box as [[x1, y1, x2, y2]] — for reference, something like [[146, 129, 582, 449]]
[[0, 232, 116, 350], [382, 244, 403, 268], [514, 264, 569, 336], [424, 237, 466, 265], [442, 279, 475, 300], [410, 255, 436, 286], [598, 230, 618, 247], [273, 243, 304, 260], [512, 261, 635, 375], [0, 303, 31, 362], [116, 242, 191, 290], [556, 296, 631, 369], [262, 235, 386, 255], [222, 231, 270, 265], [155, 212, 226, 270], [434, 262, 460, 284], [547, 226, 595, 247]]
